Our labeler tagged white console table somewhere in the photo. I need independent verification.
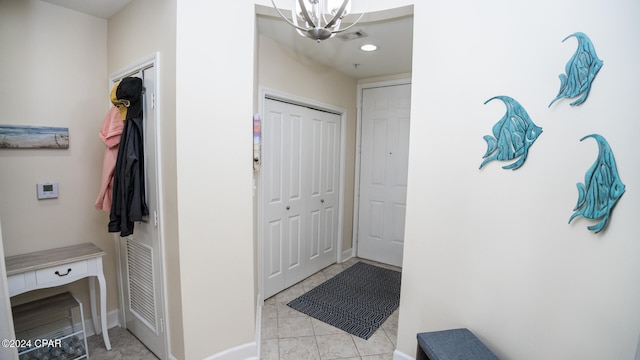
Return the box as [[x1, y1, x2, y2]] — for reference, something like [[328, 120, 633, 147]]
[[5, 242, 111, 350]]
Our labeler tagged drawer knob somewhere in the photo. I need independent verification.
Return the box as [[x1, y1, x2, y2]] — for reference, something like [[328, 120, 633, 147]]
[[55, 268, 72, 277]]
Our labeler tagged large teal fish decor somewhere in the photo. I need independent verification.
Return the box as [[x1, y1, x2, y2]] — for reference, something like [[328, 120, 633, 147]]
[[569, 134, 625, 234], [480, 96, 543, 170], [549, 32, 603, 107]]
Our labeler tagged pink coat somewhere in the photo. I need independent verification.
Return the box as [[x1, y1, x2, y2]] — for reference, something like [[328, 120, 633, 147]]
[[95, 106, 124, 211]]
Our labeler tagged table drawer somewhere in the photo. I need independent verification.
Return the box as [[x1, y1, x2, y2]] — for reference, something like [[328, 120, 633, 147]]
[[35, 260, 88, 285], [7, 273, 26, 293]]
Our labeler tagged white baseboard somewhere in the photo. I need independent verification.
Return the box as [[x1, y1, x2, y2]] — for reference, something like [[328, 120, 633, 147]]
[[341, 248, 354, 262], [394, 348, 415, 360], [83, 309, 121, 337], [203, 342, 258, 360], [200, 294, 262, 360]]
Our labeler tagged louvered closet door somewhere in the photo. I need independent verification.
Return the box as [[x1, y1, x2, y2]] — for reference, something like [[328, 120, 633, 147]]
[[117, 66, 167, 360], [263, 98, 340, 299], [125, 239, 156, 327]]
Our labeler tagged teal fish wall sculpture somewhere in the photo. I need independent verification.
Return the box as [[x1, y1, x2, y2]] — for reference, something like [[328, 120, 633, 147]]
[[569, 134, 625, 234], [549, 32, 603, 107], [480, 96, 543, 170]]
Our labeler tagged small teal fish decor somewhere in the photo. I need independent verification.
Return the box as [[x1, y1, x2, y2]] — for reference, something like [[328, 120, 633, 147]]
[[549, 32, 603, 107], [569, 134, 625, 234], [479, 96, 543, 170]]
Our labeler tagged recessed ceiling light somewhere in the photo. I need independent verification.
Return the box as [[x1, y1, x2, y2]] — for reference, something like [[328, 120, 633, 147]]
[[360, 44, 378, 52]]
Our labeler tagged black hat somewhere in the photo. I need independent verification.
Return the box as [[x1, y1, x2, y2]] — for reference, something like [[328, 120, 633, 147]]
[[116, 77, 143, 120]]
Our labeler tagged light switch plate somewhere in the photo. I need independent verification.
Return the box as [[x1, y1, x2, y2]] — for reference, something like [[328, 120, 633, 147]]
[[37, 182, 59, 199]]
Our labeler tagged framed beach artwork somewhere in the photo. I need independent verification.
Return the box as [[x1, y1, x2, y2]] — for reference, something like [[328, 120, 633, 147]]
[[0, 125, 69, 149]]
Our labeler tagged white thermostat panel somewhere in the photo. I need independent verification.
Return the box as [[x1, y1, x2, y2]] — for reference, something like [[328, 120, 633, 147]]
[[37, 182, 59, 199]]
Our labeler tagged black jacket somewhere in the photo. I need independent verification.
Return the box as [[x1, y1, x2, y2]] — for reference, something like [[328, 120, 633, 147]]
[[108, 114, 148, 236]]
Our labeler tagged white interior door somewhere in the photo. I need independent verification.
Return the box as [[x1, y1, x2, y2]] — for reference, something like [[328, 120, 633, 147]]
[[263, 98, 340, 299], [306, 106, 340, 273], [357, 83, 411, 267], [115, 65, 167, 360], [263, 99, 305, 297]]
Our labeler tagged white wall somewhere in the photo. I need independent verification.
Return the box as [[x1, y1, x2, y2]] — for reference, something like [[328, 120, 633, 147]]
[[100, 0, 640, 359], [256, 1, 639, 359], [0, 0, 116, 320], [4, 1, 638, 360], [398, 0, 640, 359], [175, 1, 257, 359]]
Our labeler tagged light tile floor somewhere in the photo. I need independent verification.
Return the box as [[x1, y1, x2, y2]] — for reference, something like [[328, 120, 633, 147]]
[[260, 258, 402, 360], [86, 258, 400, 360], [87, 326, 159, 360]]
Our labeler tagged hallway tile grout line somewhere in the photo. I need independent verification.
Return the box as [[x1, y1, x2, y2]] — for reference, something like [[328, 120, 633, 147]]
[[260, 258, 401, 360]]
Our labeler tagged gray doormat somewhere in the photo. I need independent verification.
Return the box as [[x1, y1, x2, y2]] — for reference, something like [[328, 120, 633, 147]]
[[287, 262, 401, 339]]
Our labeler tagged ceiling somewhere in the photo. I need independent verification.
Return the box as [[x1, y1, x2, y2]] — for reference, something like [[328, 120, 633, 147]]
[[41, 0, 132, 19], [40, 0, 413, 79], [257, 11, 413, 79]]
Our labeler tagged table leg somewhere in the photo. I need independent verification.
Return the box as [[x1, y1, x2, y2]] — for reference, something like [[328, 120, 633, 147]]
[[96, 258, 111, 350], [89, 278, 100, 334]]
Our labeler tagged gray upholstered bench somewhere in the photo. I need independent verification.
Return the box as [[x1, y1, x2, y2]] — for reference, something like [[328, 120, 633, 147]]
[[416, 328, 499, 360]]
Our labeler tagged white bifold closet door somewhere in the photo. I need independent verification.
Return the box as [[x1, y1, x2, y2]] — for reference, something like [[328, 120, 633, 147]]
[[263, 98, 340, 299]]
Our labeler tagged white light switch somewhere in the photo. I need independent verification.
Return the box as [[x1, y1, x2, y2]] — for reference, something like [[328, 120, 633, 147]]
[[37, 182, 59, 199]]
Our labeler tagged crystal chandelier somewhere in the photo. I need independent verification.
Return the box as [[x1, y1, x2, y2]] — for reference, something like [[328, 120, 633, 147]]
[[270, 0, 365, 42]]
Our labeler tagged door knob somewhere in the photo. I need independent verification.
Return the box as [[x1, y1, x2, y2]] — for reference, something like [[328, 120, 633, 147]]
[[320, 199, 325, 203], [286, 206, 290, 210]]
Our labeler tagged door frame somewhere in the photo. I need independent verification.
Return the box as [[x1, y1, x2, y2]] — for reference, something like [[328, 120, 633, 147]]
[[109, 52, 170, 358], [257, 87, 347, 304], [352, 78, 412, 260]]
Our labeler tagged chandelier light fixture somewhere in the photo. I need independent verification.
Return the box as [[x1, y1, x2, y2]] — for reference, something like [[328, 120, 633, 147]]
[[270, 0, 365, 42]]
